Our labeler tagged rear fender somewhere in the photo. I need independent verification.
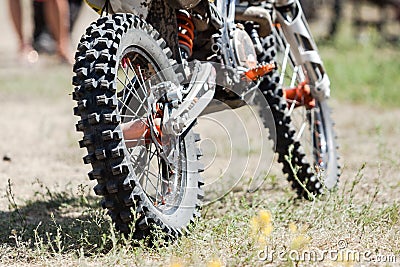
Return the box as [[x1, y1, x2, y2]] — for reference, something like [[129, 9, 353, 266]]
[[84, 0, 152, 18]]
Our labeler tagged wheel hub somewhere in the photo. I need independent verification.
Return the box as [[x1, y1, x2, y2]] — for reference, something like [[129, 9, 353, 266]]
[[284, 81, 316, 109], [121, 105, 163, 146]]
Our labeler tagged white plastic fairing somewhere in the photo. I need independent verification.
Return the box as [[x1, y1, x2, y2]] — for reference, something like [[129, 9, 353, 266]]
[[275, 0, 331, 99]]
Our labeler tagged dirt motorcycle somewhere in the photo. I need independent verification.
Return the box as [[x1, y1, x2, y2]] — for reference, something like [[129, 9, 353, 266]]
[[72, 0, 340, 238]]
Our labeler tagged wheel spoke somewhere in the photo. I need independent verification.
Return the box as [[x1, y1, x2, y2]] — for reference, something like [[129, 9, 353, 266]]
[[128, 60, 149, 103], [117, 79, 147, 121], [119, 61, 147, 108], [279, 44, 291, 88], [310, 107, 316, 159], [295, 121, 307, 141], [155, 155, 162, 204], [288, 67, 299, 116], [120, 113, 144, 119], [116, 95, 141, 119], [114, 47, 184, 210], [116, 76, 147, 116]]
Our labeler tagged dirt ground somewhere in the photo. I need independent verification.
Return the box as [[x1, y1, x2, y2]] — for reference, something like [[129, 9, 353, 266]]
[[0, 0, 399, 245], [0, 2, 97, 209]]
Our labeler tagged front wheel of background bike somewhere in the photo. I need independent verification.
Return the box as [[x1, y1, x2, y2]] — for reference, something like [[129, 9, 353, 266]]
[[259, 33, 340, 198], [72, 14, 203, 238]]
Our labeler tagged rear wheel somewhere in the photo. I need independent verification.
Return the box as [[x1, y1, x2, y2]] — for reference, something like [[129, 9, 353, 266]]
[[72, 14, 203, 238]]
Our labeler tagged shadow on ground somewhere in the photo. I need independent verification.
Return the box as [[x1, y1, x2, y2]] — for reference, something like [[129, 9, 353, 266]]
[[0, 187, 114, 256]]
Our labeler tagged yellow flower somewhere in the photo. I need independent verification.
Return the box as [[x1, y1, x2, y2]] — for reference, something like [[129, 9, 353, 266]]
[[288, 222, 297, 233], [261, 224, 273, 237], [250, 217, 259, 233], [207, 258, 223, 267], [169, 258, 184, 267], [290, 234, 311, 250], [251, 210, 274, 247], [258, 210, 272, 225], [257, 235, 268, 246], [251, 210, 273, 234]]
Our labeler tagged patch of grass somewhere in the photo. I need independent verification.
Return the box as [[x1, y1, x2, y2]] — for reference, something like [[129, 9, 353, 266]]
[[1, 166, 398, 266], [3, 180, 112, 257], [0, 64, 72, 99], [319, 24, 400, 108]]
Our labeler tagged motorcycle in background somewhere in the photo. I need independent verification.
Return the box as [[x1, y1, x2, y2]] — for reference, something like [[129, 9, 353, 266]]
[[72, 0, 340, 238]]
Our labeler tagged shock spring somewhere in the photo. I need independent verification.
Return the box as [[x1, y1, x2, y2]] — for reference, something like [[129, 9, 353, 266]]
[[177, 10, 195, 58]]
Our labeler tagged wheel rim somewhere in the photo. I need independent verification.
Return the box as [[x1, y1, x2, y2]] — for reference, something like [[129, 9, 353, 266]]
[[116, 46, 186, 213], [275, 33, 330, 180], [290, 100, 328, 174]]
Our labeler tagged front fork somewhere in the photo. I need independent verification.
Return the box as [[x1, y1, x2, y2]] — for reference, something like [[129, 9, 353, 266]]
[[274, 0, 331, 100]]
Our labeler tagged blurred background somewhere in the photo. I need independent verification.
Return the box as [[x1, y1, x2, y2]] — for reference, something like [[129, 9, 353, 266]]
[[0, 0, 97, 66]]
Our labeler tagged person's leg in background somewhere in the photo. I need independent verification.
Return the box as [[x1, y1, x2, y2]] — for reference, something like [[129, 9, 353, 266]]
[[33, 0, 82, 54], [44, 0, 73, 63], [8, 0, 25, 51], [68, 0, 83, 30], [33, 0, 55, 53], [8, 0, 39, 63]]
